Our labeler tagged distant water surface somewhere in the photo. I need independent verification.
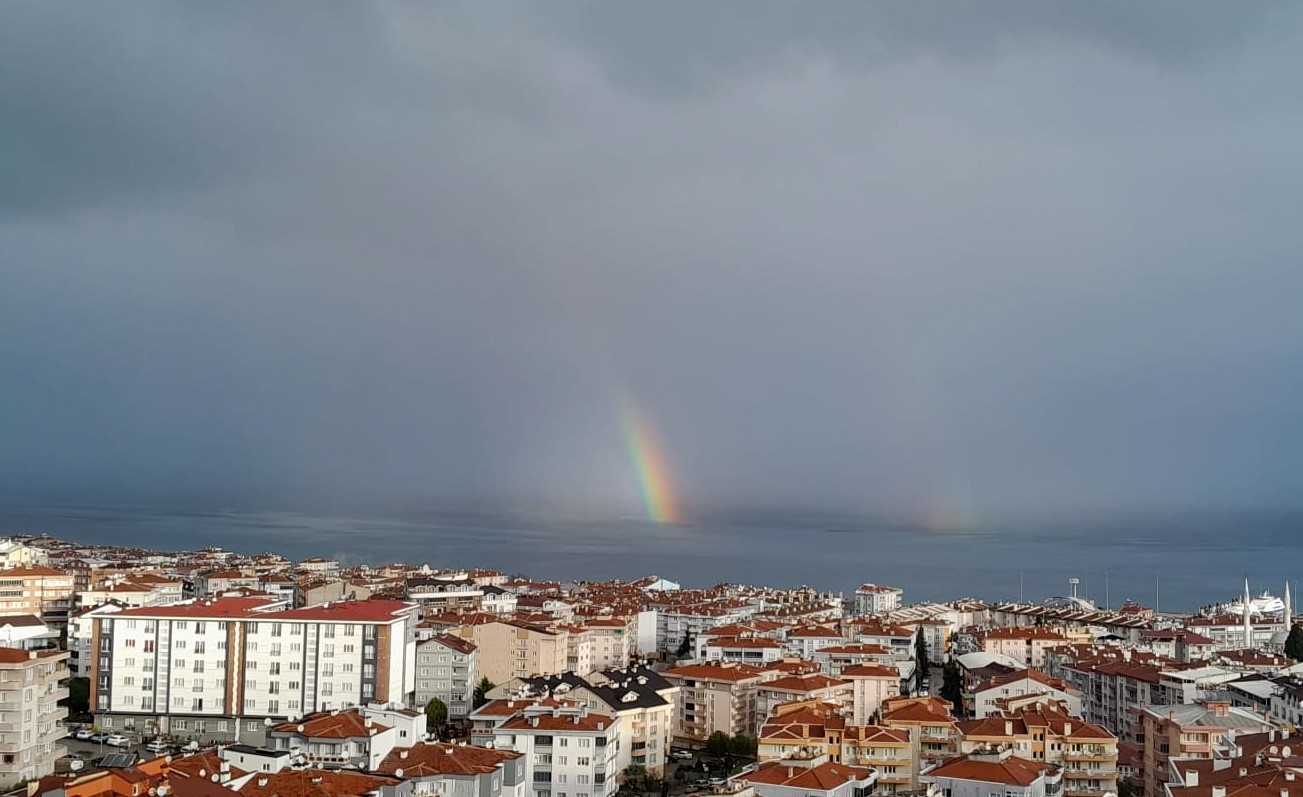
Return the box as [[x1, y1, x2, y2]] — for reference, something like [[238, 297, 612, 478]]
[[0, 502, 1297, 613]]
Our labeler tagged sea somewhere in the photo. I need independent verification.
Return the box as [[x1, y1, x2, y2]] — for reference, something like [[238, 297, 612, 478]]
[[0, 502, 1298, 614]]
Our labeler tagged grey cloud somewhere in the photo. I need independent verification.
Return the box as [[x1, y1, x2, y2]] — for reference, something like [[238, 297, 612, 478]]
[[2, 2, 1303, 520]]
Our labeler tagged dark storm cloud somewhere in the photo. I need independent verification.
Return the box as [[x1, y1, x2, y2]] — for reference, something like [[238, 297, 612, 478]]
[[3, 1, 1303, 520]]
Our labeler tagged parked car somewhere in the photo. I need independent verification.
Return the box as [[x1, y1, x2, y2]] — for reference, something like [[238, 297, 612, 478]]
[[145, 740, 172, 753], [708, 778, 727, 788], [104, 734, 131, 747], [87, 733, 107, 743], [73, 729, 95, 741], [672, 750, 694, 760]]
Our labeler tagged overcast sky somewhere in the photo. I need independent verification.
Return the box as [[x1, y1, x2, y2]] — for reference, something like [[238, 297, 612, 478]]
[[3, 2, 1303, 521]]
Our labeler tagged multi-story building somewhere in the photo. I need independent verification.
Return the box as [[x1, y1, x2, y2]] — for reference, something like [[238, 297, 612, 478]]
[[980, 628, 1068, 669], [491, 703, 621, 797], [814, 645, 895, 677], [0, 542, 49, 569], [880, 696, 959, 787], [786, 626, 846, 659], [662, 661, 769, 743], [756, 674, 853, 731], [0, 566, 75, 630], [407, 579, 485, 613], [88, 596, 419, 742], [414, 634, 478, 719], [971, 670, 1083, 718], [377, 741, 527, 797], [842, 664, 901, 725], [447, 621, 568, 686], [1138, 702, 1273, 797], [852, 584, 904, 617], [735, 756, 876, 797], [493, 667, 677, 777], [580, 619, 634, 672], [924, 748, 1063, 797], [958, 703, 1118, 797], [0, 647, 69, 784], [842, 725, 913, 794], [266, 705, 425, 769]]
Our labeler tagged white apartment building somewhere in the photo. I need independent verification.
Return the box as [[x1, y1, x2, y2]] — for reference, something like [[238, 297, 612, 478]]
[[662, 661, 770, 742], [89, 596, 418, 742], [68, 604, 124, 677], [267, 704, 426, 769], [377, 742, 527, 797], [0, 542, 49, 569], [492, 704, 622, 797], [842, 664, 902, 725], [415, 634, 478, 719], [0, 648, 69, 784], [852, 585, 903, 616]]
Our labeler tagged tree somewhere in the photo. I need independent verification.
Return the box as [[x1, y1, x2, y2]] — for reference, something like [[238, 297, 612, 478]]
[[473, 676, 495, 709], [425, 697, 448, 735], [676, 633, 693, 658], [1286, 625, 1303, 661], [61, 677, 90, 719], [705, 731, 731, 759], [940, 660, 964, 715], [728, 733, 757, 758], [914, 628, 931, 692]]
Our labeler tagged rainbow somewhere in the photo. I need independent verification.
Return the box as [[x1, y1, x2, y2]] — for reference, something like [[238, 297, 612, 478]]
[[620, 402, 682, 524]]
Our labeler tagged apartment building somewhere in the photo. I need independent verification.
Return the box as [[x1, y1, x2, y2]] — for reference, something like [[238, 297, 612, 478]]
[[662, 661, 769, 742], [0, 647, 69, 784], [842, 725, 913, 794], [495, 667, 677, 777], [491, 703, 622, 797], [407, 579, 485, 613], [656, 606, 752, 654], [842, 664, 901, 725], [972, 670, 1083, 718], [266, 705, 425, 769], [377, 742, 527, 797], [415, 634, 478, 719], [735, 756, 877, 797], [1043, 650, 1169, 737], [924, 748, 1063, 797], [0, 566, 75, 630], [1138, 702, 1273, 797], [814, 645, 895, 677], [702, 637, 786, 666], [195, 570, 262, 597], [579, 619, 634, 672], [980, 628, 1068, 669], [77, 575, 185, 610], [88, 596, 419, 741], [852, 584, 903, 616], [0, 542, 49, 569], [880, 696, 959, 786], [757, 674, 853, 730], [447, 621, 568, 685], [958, 704, 1118, 797], [786, 626, 846, 659]]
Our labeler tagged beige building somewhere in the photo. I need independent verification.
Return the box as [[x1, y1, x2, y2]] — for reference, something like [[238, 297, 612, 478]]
[[756, 674, 852, 732], [980, 628, 1068, 669], [842, 664, 901, 725], [1138, 701, 1272, 797], [0, 566, 75, 629], [662, 661, 769, 742], [0, 647, 69, 784], [880, 696, 960, 788], [0, 542, 48, 570], [842, 725, 913, 794], [958, 703, 1118, 797], [448, 620, 569, 685], [582, 618, 635, 672]]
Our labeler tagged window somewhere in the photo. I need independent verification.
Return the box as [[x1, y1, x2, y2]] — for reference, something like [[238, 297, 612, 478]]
[[194, 641, 206, 654], [269, 662, 281, 675], [195, 622, 206, 633]]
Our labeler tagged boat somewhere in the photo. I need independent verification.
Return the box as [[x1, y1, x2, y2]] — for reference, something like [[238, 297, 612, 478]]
[[1216, 589, 1285, 618]]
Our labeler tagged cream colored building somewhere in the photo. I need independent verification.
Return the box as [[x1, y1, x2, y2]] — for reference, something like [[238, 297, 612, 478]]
[[662, 661, 769, 742], [449, 620, 569, 685], [0, 566, 75, 628], [0, 647, 70, 784], [842, 664, 901, 724], [0, 542, 49, 569]]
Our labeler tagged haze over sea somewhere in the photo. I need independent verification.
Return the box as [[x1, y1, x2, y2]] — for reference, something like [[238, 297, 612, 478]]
[[1, 502, 1297, 613]]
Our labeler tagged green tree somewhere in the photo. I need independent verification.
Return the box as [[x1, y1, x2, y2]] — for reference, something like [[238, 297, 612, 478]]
[[728, 733, 757, 758], [940, 660, 964, 715], [705, 730, 731, 759], [473, 676, 496, 709], [1286, 625, 1303, 661], [425, 697, 448, 735], [675, 634, 693, 658], [60, 677, 90, 718], [914, 628, 931, 692]]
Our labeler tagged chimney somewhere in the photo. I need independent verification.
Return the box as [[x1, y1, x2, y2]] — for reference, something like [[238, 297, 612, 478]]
[[400, 751, 408, 759], [1065, 722, 1072, 734]]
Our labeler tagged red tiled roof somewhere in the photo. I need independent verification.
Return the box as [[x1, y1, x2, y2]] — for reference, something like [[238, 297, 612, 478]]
[[238, 769, 398, 797], [270, 709, 389, 739], [377, 743, 521, 777], [740, 761, 873, 791], [929, 755, 1057, 786]]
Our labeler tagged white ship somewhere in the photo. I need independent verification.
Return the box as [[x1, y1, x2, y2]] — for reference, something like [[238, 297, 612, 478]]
[[1216, 589, 1286, 618]]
